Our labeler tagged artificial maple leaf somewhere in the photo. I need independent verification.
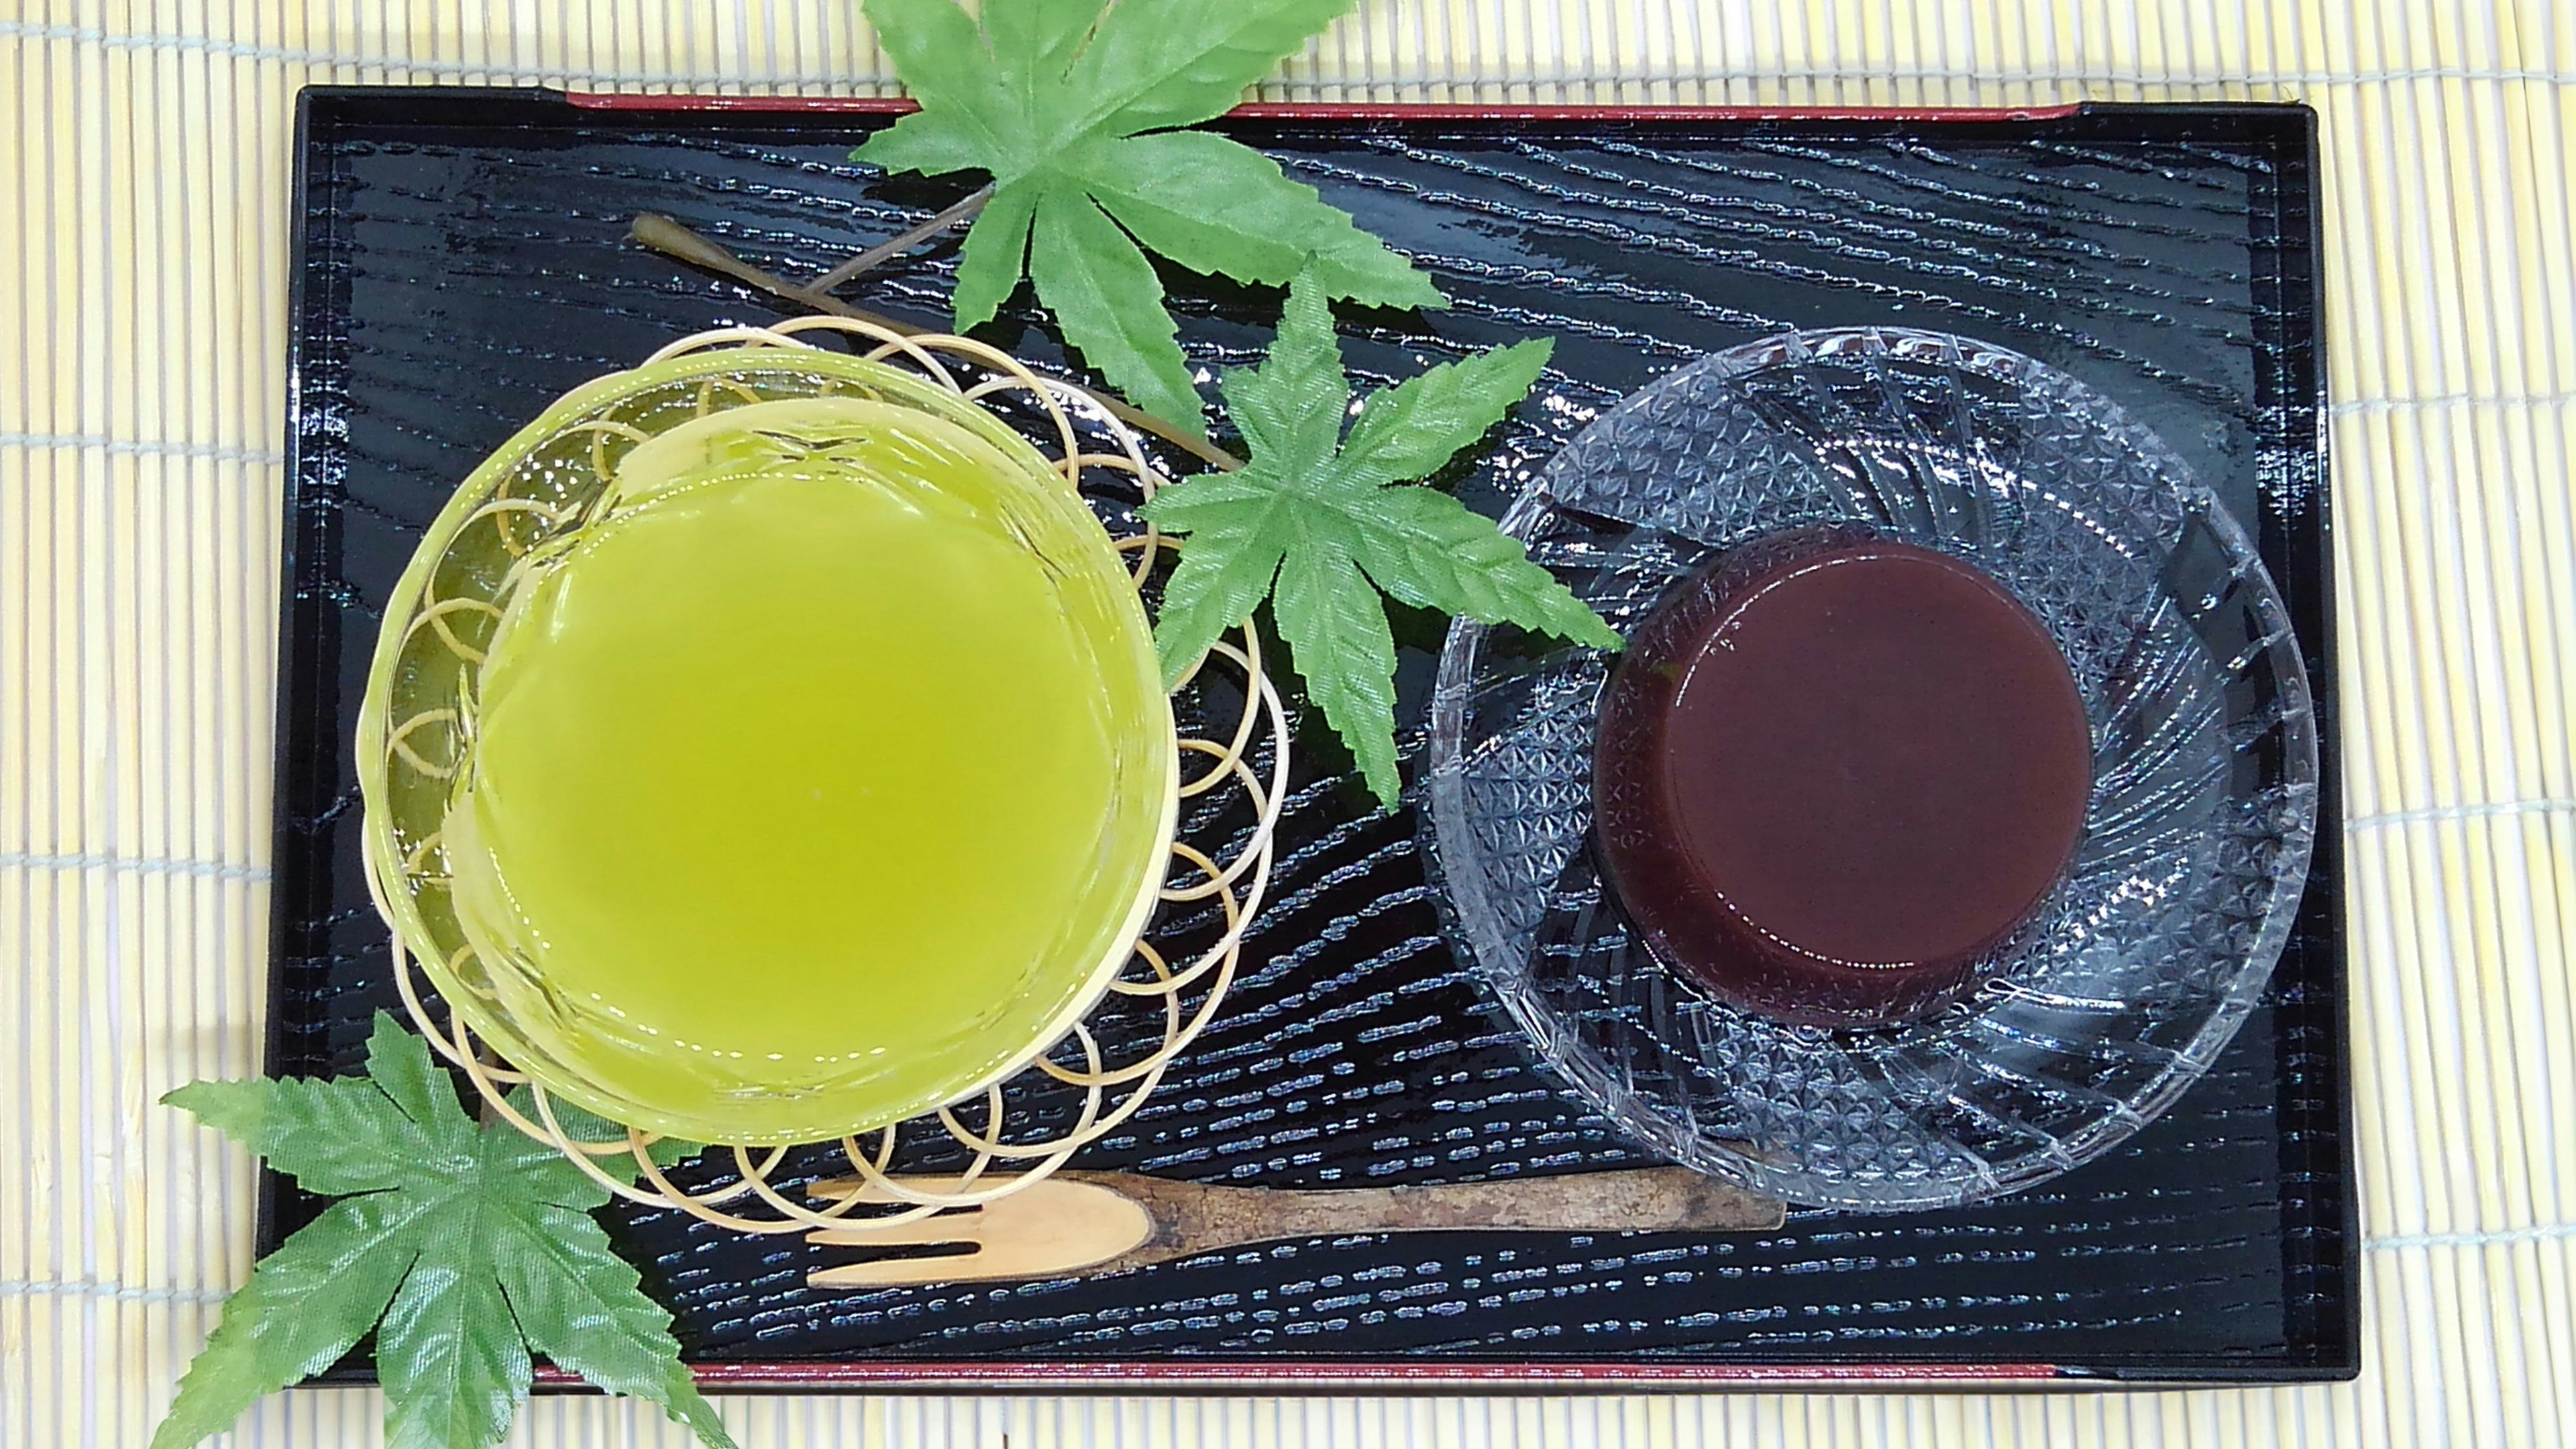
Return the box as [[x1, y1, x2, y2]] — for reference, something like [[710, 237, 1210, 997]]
[[854, 0, 1446, 429], [1141, 276, 1621, 807], [154, 1015, 733, 1449]]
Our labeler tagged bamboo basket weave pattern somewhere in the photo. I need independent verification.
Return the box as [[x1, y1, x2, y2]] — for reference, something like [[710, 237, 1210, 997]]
[[364, 318, 1290, 1235]]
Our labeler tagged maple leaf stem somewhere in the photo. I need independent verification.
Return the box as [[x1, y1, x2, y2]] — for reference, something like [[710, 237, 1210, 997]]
[[807, 182, 996, 294], [629, 212, 1244, 473]]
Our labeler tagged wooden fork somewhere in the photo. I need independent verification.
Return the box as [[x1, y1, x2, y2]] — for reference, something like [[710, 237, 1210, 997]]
[[804, 1169, 1784, 1289]]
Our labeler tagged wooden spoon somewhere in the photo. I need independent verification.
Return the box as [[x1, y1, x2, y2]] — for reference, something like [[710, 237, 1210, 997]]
[[804, 1169, 1784, 1289]]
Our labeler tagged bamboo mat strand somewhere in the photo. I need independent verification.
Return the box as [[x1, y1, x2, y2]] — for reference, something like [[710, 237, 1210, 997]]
[[3, 1, 2573, 1445]]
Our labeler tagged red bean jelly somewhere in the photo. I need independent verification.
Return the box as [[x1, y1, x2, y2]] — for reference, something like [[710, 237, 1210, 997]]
[[1592, 529, 2092, 1026]]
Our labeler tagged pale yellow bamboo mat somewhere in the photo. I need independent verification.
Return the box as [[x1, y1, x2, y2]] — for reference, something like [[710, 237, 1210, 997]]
[[3, 2, 2571, 1446]]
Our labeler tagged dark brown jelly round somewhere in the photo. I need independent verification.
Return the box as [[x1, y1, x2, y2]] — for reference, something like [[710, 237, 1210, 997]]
[[1593, 528, 2092, 1027]]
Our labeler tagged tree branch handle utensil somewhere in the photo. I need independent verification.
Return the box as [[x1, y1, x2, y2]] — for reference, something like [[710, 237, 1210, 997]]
[[628, 212, 1242, 473], [804, 1169, 1784, 1289]]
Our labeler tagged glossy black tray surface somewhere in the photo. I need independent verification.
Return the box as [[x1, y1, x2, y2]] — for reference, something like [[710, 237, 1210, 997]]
[[268, 88, 2347, 1386]]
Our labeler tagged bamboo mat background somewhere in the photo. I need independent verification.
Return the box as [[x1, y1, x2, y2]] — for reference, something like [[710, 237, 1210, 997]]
[[3, 1, 2571, 1446]]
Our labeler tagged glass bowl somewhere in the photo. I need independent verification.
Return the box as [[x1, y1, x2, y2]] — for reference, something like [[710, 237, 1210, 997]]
[[1424, 327, 2319, 1210], [358, 347, 1177, 1146]]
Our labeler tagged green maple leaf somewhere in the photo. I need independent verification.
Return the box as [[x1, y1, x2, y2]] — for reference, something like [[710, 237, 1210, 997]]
[[153, 1015, 733, 1449], [855, 0, 1446, 429], [1141, 276, 1621, 808]]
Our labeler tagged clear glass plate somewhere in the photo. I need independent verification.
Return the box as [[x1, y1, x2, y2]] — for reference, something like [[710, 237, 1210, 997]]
[[1424, 327, 2319, 1210]]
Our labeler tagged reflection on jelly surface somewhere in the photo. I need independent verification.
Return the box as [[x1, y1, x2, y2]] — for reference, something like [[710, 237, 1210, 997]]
[[1594, 529, 2092, 1026], [444, 398, 1172, 1142]]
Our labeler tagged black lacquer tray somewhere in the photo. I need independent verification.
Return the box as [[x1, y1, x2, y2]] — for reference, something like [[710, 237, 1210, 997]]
[[266, 87, 2349, 1388]]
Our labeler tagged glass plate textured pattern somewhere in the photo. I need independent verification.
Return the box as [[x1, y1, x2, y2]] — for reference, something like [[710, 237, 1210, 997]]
[[1426, 327, 2320, 1210]]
